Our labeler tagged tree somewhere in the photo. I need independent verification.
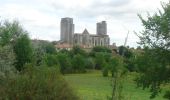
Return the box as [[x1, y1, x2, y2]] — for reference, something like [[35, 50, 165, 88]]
[[57, 53, 72, 74], [14, 34, 33, 71], [32, 40, 56, 66], [90, 46, 112, 57], [84, 57, 95, 69], [42, 42, 56, 54], [45, 54, 58, 67], [70, 46, 87, 57], [136, 1, 170, 99], [92, 46, 112, 53], [108, 56, 126, 100], [118, 46, 132, 58], [0, 20, 24, 46], [95, 52, 106, 69], [72, 54, 86, 73]]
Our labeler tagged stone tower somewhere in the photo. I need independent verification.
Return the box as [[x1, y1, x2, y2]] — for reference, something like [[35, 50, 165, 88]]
[[96, 21, 107, 35], [60, 17, 74, 44]]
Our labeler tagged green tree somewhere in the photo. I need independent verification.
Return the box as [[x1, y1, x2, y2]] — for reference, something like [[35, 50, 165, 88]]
[[107, 56, 126, 100], [70, 45, 87, 57], [57, 53, 72, 74], [32, 40, 56, 66], [0, 20, 24, 46], [90, 46, 112, 57], [72, 54, 86, 73], [43, 42, 56, 54], [118, 46, 132, 58], [85, 57, 95, 69], [45, 54, 58, 67], [95, 52, 106, 69], [14, 34, 33, 71], [136, 1, 170, 99], [92, 46, 112, 53]]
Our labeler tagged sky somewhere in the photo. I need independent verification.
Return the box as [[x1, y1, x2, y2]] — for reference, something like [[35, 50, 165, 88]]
[[0, 0, 169, 47]]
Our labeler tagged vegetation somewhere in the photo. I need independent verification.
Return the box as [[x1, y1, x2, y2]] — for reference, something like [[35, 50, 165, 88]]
[[0, 65, 79, 100], [0, 20, 79, 100], [0, 45, 16, 78], [14, 34, 33, 71], [135, 1, 170, 99]]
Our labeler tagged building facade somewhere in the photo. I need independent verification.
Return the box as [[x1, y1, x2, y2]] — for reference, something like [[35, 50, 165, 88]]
[[59, 18, 110, 48], [60, 17, 74, 44], [74, 29, 110, 48], [97, 21, 107, 35]]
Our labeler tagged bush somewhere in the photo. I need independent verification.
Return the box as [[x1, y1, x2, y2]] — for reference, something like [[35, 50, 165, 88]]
[[0, 65, 79, 100], [72, 54, 86, 73], [13, 34, 33, 71], [57, 53, 72, 74], [45, 54, 58, 67], [85, 57, 95, 69], [0, 45, 16, 78], [102, 67, 108, 77]]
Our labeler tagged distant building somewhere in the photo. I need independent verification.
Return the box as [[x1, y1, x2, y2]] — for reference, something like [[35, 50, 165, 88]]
[[60, 17, 74, 44], [59, 17, 110, 49], [97, 21, 107, 35], [74, 29, 110, 48]]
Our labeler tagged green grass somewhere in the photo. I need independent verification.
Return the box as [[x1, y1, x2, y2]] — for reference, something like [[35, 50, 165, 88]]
[[64, 70, 166, 100]]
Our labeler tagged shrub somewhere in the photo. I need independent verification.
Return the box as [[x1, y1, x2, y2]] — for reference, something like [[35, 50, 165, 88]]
[[72, 54, 86, 73], [45, 54, 58, 67], [0, 65, 79, 100], [102, 66, 108, 77], [85, 57, 95, 69], [0, 45, 16, 78], [57, 53, 72, 74]]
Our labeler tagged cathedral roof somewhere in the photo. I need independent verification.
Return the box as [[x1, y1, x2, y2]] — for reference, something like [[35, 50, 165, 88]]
[[82, 29, 89, 34]]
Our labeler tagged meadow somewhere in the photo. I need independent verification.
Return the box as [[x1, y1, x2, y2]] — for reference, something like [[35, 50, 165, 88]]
[[64, 70, 166, 100]]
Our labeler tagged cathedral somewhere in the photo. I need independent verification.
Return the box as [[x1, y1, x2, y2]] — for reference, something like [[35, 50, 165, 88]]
[[57, 17, 110, 49]]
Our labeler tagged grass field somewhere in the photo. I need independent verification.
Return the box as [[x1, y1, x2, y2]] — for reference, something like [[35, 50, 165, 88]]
[[64, 70, 166, 100]]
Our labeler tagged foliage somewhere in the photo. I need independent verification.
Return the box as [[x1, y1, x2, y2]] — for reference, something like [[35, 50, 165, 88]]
[[72, 54, 86, 73], [92, 46, 112, 53], [84, 57, 95, 69], [118, 46, 133, 58], [32, 45, 46, 66], [90, 46, 112, 57], [57, 53, 72, 74], [70, 45, 87, 57], [95, 52, 107, 69], [108, 56, 127, 100], [0, 20, 25, 46], [45, 54, 58, 67], [13, 34, 33, 71], [0, 65, 79, 100], [136, 1, 170, 99], [0, 45, 16, 78], [102, 64, 109, 77], [42, 42, 56, 54], [32, 40, 56, 66]]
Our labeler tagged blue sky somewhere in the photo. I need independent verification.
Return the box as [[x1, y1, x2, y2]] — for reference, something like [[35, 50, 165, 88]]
[[0, 0, 168, 47]]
